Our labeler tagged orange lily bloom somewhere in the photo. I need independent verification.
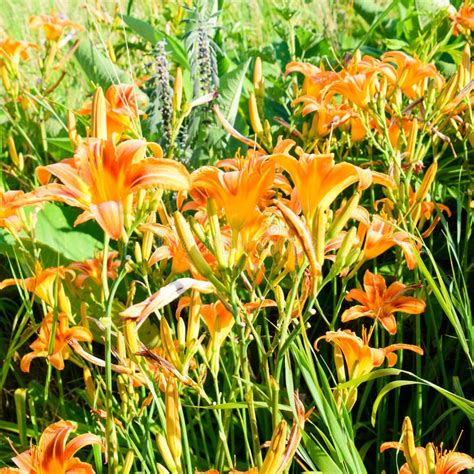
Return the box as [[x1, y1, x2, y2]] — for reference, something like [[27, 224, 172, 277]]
[[380, 416, 474, 473], [0, 420, 101, 474], [341, 270, 426, 335], [20, 312, 92, 372], [0, 190, 29, 232], [271, 149, 372, 225], [451, 1, 474, 36], [0, 262, 71, 310], [199, 300, 235, 349], [316, 328, 423, 410], [326, 72, 380, 109], [67, 251, 120, 288], [190, 156, 275, 232], [381, 51, 444, 99], [285, 61, 338, 99], [79, 84, 147, 138], [315, 329, 424, 381], [357, 212, 419, 270], [32, 138, 190, 240], [0, 37, 38, 68], [28, 13, 83, 41]]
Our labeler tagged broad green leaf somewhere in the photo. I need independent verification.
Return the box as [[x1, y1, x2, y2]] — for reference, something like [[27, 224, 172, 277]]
[[121, 15, 157, 43], [33, 203, 103, 263], [75, 38, 129, 89], [219, 59, 251, 127], [122, 15, 189, 70]]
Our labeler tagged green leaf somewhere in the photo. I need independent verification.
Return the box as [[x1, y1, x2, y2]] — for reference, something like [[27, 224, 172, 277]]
[[219, 59, 251, 127], [47, 137, 75, 154], [122, 15, 189, 70], [121, 15, 157, 43], [74, 38, 129, 89], [33, 203, 103, 263]]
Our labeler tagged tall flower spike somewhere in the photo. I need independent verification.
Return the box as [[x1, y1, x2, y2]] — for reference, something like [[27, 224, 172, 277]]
[[341, 270, 426, 335]]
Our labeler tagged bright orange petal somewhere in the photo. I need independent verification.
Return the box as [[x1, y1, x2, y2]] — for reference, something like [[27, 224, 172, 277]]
[[90, 201, 124, 240]]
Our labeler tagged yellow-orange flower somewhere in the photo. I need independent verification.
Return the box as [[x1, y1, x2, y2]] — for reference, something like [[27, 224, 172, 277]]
[[0, 37, 38, 67], [0, 262, 70, 310], [380, 416, 474, 473], [29, 13, 83, 41], [0, 420, 101, 474], [357, 213, 419, 270], [341, 270, 426, 335], [79, 84, 147, 138], [315, 329, 424, 381], [326, 72, 380, 109], [0, 190, 28, 232], [381, 51, 444, 99], [32, 138, 190, 240], [271, 149, 372, 224], [20, 312, 92, 372], [451, 1, 474, 36], [67, 251, 120, 288], [190, 156, 275, 231]]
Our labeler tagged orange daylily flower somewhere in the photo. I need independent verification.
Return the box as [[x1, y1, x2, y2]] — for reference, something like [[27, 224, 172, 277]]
[[199, 300, 235, 348], [67, 251, 120, 288], [315, 329, 424, 381], [32, 138, 190, 240], [285, 61, 339, 99], [451, 1, 474, 36], [20, 312, 92, 372], [0, 190, 29, 232], [341, 270, 426, 335], [271, 149, 373, 225], [190, 156, 275, 231], [357, 212, 419, 270], [0, 38, 38, 67], [316, 328, 423, 410], [79, 84, 147, 138], [0, 420, 102, 474], [381, 51, 444, 99], [0, 262, 71, 310], [29, 13, 83, 41], [326, 72, 380, 109], [380, 416, 474, 474]]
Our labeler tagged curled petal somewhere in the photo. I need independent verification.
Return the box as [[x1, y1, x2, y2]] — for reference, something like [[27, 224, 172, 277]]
[[121, 278, 215, 322]]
